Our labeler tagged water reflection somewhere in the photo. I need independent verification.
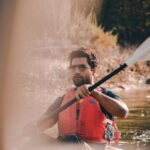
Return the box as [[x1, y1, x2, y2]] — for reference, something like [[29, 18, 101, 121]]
[[116, 89, 150, 150]]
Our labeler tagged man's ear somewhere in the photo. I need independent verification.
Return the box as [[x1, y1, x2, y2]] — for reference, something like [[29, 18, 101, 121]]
[[91, 67, 96, 75]]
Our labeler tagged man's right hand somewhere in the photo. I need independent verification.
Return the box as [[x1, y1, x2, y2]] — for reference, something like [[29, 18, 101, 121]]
[[75, 84, 91, 101]]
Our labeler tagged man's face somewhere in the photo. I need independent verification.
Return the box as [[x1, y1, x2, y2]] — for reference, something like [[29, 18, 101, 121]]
[[69, 57, 94, 87]]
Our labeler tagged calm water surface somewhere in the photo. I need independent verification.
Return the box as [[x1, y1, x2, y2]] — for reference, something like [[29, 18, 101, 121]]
[[116, 89, 150, 150]]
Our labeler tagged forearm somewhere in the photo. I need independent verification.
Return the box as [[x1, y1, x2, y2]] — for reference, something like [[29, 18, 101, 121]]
[[35, 115, 57, 132], [21, 97, 62, 137], [91, 90, 128, 118]]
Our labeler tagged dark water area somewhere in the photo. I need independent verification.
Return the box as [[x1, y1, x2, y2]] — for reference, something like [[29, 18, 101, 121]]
[[116, 89, 150, 150]]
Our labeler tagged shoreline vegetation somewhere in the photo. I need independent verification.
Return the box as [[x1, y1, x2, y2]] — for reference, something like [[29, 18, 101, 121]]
[[68, 1, 150, 91], [67, 9, 150, 90], [23, 9, 149, 98]]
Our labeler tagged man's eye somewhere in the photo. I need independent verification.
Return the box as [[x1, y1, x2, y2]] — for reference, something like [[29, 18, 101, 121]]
[[79, 65, 88, 69], [69, 65, 88, 71]]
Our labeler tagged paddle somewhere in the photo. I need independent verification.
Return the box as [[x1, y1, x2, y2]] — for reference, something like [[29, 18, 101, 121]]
[[49, 37, 150, 119]]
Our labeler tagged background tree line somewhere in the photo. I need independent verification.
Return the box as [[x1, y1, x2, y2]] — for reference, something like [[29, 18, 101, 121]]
[[97, 0, 150, 47]]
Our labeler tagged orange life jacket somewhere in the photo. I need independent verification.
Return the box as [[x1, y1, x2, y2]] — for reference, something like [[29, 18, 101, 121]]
[[58, 89, 119, 143]]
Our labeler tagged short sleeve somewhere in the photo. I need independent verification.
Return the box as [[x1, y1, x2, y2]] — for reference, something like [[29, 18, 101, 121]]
[[102, 89, 121, 100], [100, 88, 121, 120]]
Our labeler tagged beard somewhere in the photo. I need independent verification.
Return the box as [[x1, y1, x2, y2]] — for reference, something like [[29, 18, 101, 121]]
[[73, 74, 91, 87]]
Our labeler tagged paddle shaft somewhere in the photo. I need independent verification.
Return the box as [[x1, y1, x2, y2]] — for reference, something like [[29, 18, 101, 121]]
[[49, 63, 128, 118]]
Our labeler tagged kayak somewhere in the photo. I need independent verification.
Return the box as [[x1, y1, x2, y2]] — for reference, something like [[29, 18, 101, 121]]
[[17, 142, 122, 150], [15, 134, 123, 150]]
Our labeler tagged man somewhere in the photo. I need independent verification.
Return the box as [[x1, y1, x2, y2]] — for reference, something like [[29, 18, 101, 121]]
[[23, 47, 128, 145]]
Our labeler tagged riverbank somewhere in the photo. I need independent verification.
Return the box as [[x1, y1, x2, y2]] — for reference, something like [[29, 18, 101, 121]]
[[106, 82, 150, 92]]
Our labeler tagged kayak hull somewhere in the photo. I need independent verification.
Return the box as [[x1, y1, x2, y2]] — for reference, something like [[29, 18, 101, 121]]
[[15, 134, 122, 150]]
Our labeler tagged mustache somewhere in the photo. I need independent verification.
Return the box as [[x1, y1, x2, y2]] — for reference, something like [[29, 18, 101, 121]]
[[73, 74, 83, 78]]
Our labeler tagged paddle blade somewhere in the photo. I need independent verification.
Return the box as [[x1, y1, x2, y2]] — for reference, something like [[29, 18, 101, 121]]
[[126, 37, 150, 65]]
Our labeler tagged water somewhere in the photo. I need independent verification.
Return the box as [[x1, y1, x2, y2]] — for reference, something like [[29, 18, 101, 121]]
[[116, 89, 150, 150]]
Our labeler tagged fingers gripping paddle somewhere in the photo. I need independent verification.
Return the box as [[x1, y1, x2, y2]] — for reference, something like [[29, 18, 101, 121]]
[[50, 37, 150, 119]]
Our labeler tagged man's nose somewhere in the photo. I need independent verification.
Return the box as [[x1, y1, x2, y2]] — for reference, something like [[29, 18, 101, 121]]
[[74, 66, 80, 73]]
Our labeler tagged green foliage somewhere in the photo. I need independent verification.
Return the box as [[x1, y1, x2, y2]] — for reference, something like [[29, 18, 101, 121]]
[[97, 0, 150, 47]]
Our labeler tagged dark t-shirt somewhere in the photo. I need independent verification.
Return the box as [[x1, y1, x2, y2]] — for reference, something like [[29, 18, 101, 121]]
[[45, 88, 121, 121], [100, 88, 120, 120]]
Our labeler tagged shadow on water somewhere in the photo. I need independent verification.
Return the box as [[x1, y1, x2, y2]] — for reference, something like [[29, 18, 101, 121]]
[[116, 89, 150, 150]]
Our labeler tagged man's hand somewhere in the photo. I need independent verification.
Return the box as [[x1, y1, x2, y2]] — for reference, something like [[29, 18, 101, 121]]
[[75, 84, 91, 100]]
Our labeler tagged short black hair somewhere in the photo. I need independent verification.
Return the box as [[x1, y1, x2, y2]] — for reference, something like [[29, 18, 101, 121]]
[[69, 47, 97, 69]]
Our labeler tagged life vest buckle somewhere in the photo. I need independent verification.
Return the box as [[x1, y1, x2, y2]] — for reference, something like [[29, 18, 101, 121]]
[[104, 123, 115, 141]]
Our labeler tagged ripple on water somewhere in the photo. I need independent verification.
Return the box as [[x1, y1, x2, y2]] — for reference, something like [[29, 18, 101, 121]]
[[116, 90, 150, 150]]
